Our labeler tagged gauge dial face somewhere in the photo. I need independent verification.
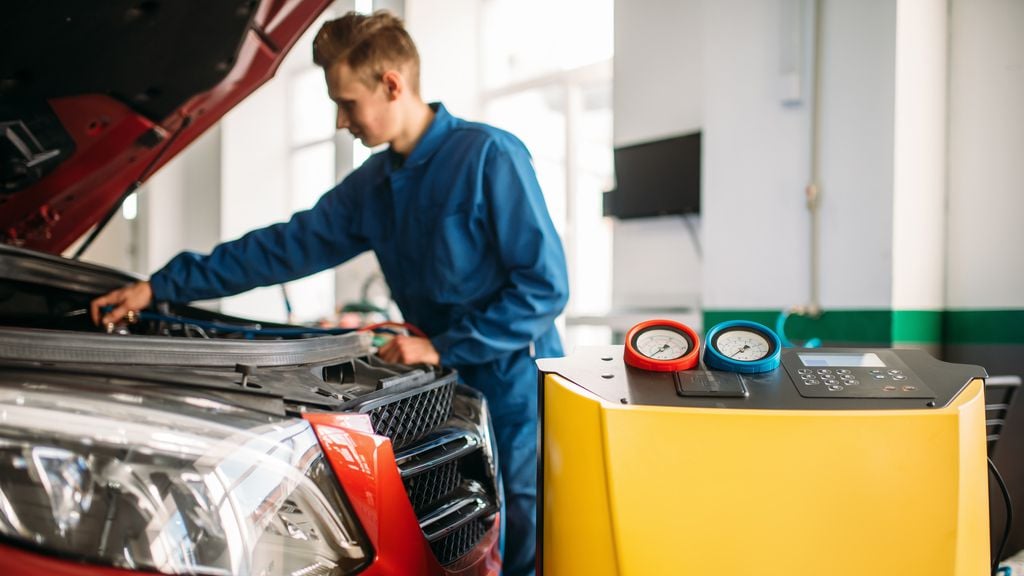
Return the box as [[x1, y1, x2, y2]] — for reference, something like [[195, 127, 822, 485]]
[[635, 328, 691, 360], [713, 329, 771, 361], [624, 320, 700, 372]]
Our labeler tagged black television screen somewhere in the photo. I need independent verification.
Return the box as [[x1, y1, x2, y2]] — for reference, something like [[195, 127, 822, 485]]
[[603, 132, 701, 219]]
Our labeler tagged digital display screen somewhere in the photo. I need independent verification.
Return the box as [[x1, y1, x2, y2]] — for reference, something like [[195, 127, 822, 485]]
[[798, 353, 886, 367]]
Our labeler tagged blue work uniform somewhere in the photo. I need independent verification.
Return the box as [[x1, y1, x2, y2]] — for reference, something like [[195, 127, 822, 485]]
[[149, 103, 568, 576]]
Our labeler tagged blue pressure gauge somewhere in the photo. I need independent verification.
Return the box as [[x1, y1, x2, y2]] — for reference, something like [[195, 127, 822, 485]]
[[703, 320, 782, 374]]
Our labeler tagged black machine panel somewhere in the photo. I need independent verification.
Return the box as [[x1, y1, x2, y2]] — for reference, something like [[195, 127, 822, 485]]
[[782, 350, 936, 400], [538, 347, 986, 411], [675, 370, 748, 398]]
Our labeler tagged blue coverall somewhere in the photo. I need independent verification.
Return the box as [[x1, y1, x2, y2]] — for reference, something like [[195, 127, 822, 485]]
[[149, 103, 569, 576]]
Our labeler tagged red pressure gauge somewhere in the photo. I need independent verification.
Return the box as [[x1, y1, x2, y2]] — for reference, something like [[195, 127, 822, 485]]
[[623, 319, 700, 372]]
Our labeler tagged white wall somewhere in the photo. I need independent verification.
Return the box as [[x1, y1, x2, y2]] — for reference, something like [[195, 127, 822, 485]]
[[405, 0, 481, 120], [613, 0, 703, 146], [946, 0, 1024, 308], [72, 210, 135, 271], [702, 0, 814, 309], [218, 75, 293, 321], [616, 0, 902, 313], [611, 217, 702, 310], [616, 0, 1024, 325], [140, 126, 223, 277], [612, 0, 704, 311], [614, 0, 897, 312], [814, 0, 896, 309]]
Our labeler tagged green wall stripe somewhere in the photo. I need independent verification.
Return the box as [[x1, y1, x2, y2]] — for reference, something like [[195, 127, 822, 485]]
[[944, 310, 1024, 344], [892, 310, 943, 343], [703, 309, 1024, 346]]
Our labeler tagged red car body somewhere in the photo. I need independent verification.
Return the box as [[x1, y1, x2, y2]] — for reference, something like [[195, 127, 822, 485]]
[[0, 409, 501, 576], [307, 414, 502, 576], [2, 1, 331, 253]]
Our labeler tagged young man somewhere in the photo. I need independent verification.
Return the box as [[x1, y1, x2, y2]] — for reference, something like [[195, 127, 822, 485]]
[[91, 11, 567, 576]]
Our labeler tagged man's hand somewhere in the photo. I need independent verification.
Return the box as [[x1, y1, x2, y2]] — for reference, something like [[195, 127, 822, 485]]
[[90, 281, 154, 326], [377, 335, 440, 365]]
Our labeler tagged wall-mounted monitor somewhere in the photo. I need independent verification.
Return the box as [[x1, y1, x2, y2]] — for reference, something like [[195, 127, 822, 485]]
[[603, 131, 701, 219]]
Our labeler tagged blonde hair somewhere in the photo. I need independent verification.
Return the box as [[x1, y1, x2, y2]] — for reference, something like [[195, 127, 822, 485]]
[[313, 10, 421, 94]]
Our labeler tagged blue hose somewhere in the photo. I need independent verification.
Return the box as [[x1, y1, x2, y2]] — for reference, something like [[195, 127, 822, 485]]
[[775, 309, 822, 349]]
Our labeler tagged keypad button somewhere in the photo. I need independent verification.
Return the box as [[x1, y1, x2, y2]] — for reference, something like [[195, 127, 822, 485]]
[[836, 369, 851, 375], [798, 369, 812, 375], [888, 369, 903, 375], [883, 385, 897, 392], [870, 369, 883, 374], [873, 374, 886, 380], [827, 385, 844, 391], [847, 380, 860, 385], [902, 385, 917, 392]]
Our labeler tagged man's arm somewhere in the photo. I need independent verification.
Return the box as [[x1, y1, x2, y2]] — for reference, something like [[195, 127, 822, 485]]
[[92, 183, 367, 324], [431, 137, 569, 366], [150, 185, 365, 303]]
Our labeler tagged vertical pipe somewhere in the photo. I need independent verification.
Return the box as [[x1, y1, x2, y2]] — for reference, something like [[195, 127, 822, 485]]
[[806, 0, 823, 316]]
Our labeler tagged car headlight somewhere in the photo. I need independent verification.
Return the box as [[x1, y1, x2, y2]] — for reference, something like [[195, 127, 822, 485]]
[[0, 375, 372, 576]]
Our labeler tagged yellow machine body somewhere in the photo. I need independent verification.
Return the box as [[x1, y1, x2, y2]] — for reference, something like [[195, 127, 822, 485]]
[[538, 347, 990, 576]]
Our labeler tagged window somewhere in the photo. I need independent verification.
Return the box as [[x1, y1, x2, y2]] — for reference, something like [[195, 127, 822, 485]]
[[479, 0, 615, 348], [280, 27, 340, 323], [218, 7, 343, 324], [480, 0, 614, 90]]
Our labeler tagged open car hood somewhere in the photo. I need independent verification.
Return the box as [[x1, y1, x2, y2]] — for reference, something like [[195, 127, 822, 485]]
[[0, 0, 331, 254]]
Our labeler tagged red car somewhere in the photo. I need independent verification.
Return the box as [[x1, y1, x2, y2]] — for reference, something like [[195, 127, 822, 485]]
[[0, 1, 503, 575]]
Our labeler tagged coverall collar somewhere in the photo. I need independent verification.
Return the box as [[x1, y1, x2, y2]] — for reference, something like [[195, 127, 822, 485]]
[[390, 102, 454, 171]]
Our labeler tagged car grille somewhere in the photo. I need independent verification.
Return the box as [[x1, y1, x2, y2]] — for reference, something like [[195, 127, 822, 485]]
[[430, 518, 489, 566], [337, 362, 458, 452], [396, 436, 497, 566], [362, 378, 454, 451], [338, 360, 498, 567], [403, 459, 462, 514]]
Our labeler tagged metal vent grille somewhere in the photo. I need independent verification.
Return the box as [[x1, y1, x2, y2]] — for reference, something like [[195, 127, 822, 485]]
[[430, 519, 489, 566], [403, 460, 462, 513], [362, 380, 454, 450]]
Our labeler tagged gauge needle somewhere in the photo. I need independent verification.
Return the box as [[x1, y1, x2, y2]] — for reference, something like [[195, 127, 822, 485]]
[[650, 343, 670, 358], [730, 344, 750, 358]]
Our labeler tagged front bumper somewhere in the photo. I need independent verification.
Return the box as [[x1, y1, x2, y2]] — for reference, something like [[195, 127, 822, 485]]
[[0, 346, 501, 576]]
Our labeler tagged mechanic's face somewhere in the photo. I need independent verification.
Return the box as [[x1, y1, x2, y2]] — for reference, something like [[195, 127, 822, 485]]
[[325, 62, 397, 148]]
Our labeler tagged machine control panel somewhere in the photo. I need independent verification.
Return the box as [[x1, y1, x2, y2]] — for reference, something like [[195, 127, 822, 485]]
[[782, 350, 936, 400], [538, 345, 985, 411]]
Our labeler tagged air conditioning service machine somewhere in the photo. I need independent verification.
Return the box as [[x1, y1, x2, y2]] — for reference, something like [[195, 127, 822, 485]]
[[537, 319, 990, 575]]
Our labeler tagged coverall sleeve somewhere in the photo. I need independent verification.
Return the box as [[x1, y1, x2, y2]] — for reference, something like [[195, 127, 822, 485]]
[[431, 139, 569, 366], [149, 184, 368, 303]]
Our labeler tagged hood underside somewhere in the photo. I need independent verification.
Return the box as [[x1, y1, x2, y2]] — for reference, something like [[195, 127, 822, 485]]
[[0, 0, 330, 254]]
